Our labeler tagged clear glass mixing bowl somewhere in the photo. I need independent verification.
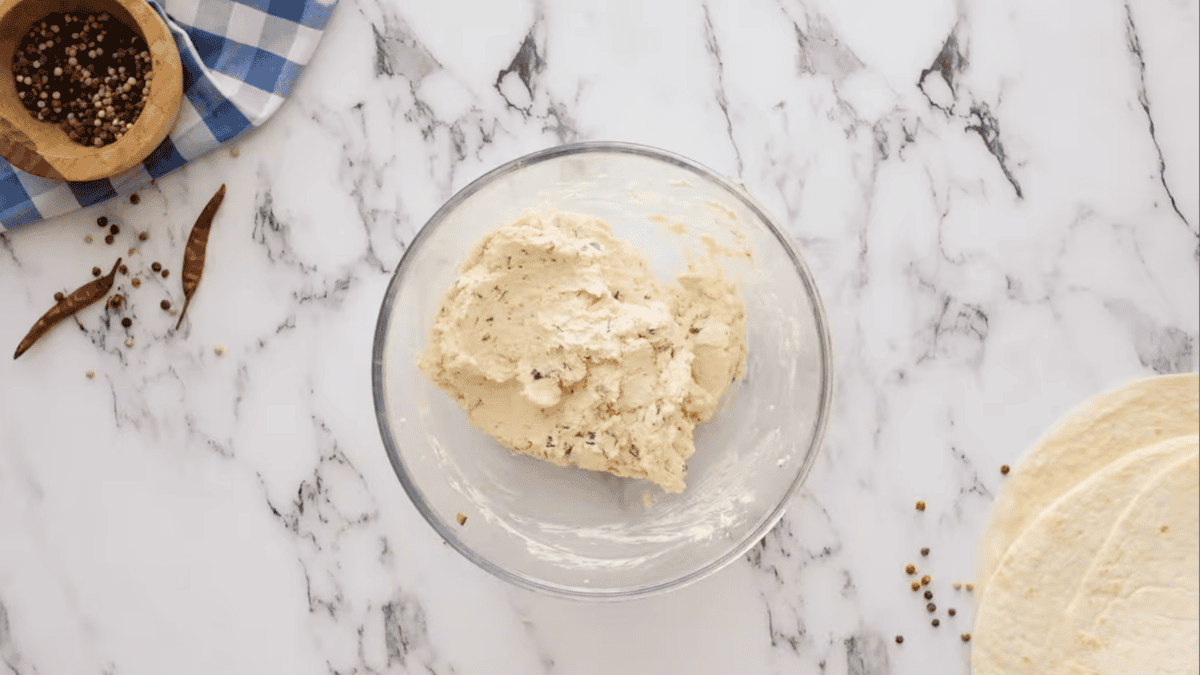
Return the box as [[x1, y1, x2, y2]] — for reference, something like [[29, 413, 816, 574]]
[[372, 142, 832, 599]]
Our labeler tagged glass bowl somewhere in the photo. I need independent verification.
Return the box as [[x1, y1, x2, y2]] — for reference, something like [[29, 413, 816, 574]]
[[372, 142, 832, 600]]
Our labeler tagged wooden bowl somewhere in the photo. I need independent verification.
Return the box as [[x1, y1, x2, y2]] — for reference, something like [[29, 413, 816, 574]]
[[0, 0, 182, 182]]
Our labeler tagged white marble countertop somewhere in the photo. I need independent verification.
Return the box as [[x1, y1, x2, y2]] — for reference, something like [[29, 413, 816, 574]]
[[1, 0, 1196, 673]]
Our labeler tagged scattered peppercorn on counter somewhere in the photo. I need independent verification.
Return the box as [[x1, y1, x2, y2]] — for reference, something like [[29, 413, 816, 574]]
[[11, 183, 225, 359]]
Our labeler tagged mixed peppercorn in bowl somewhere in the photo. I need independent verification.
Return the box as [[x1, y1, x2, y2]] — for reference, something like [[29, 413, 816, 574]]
[[0, 0, 182, 181]]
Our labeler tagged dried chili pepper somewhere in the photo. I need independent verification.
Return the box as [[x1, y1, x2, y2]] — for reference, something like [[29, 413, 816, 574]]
[[14, 258, 121, 359], [176, 185, 225, 330]]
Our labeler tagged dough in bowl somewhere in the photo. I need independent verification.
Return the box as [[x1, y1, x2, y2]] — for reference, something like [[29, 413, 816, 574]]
[[970, 436, 1198, 675], [975, 373, 1198, 595], [418, 211, 747, 494]]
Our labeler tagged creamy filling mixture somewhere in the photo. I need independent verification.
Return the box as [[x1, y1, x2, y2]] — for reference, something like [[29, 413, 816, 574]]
[[419, 211, 747, 493]]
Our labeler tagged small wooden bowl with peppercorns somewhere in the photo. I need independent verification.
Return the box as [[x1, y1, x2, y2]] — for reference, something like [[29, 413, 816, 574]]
[[0, 0, 182, 182]]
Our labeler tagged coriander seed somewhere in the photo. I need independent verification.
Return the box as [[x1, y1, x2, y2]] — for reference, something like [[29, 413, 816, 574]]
[[911, 581, 921, 591], [921, 575, 931, 586], [961, 634, 971, 642], [54, 292, 64, 301], [905, 564, 916, 575], [1001, 464, 1010, 475], [915, 500, 926, 511], [91, 266, 101, 276]]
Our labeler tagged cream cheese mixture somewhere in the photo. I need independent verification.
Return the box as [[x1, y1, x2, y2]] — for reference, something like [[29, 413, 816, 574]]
[[418, 211, 747, 493]]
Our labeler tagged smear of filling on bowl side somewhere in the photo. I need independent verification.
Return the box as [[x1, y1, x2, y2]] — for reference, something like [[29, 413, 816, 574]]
[[418, 211, 747, 494]]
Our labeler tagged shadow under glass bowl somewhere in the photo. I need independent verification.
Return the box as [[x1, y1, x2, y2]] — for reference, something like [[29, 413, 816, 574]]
[[372, 142, 832, 600]]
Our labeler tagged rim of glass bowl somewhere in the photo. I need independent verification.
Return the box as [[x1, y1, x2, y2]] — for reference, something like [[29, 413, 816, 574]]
[[371, 141, 833, 600]]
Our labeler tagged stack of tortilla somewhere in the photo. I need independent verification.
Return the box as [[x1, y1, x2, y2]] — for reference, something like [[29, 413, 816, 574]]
[[972, 374, 1199, 675]]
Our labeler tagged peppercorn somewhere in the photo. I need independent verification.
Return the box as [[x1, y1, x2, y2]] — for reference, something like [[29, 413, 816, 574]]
[[91, 266, 101, 276], [53, 291, 64, 301], [948, 608, 956, 617], [905, 564, 916, 575], [131, 277, 141, 288], [110, 294, 123, 308], [120, 317, 131, 328], [109, 224, 119, 235], [12, 12, 152, 147], [1001, 464, 1010, 475], [129, 194, 140, 205], [931, 619, 940, 627], [924, 590, 933, 600], [97, 216, 108, 227], [151, 262, 161, 272], [927, 603, 936, 612], [161, 268, 169, 278], [118, 264, 127, 275], [160, 299, 170, 310], [961, 634, 971, 642], [915, 500, 926, 511], [104, 234, 114, 245], [920, 547, 930, 557], [895, 635, 903, 644], [138, 232, 147, 241]]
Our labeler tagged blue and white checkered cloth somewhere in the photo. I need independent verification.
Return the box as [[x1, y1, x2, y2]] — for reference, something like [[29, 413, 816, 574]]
[[0, 0, 337, 230]]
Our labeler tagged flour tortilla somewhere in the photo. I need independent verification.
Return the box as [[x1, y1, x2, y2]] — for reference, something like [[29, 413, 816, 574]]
[[1052, 451, 1198, 675], [976, 373, 1198, 594], [970, 437, 1198, 675]]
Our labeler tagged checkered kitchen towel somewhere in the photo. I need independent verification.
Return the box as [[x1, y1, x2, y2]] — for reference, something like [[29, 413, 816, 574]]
[[0, 0, 337, 230]]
